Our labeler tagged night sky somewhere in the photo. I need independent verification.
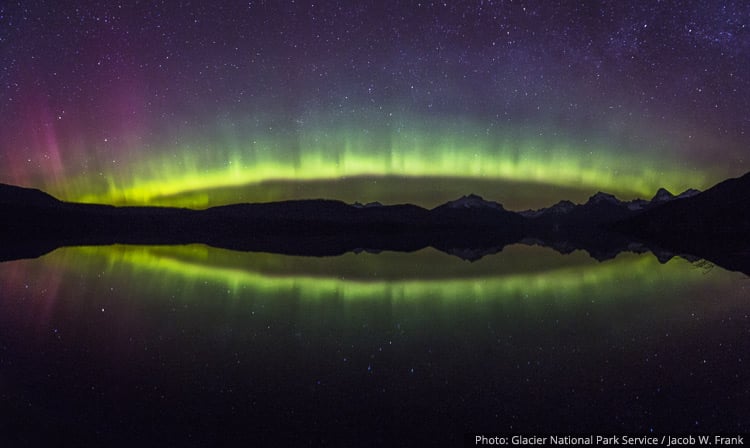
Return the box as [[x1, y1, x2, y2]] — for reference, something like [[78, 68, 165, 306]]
[[1, 1, 749, 209]]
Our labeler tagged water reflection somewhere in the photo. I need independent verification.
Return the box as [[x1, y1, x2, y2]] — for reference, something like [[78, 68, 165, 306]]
[[10, 244, 735, 302], [0, 245, 747, 445]]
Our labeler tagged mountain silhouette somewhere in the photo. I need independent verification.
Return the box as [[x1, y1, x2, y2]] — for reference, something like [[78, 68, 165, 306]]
[[616, 171, 750, 237], [0, 183, 60, 206], [520, 186, 699, 235], [0, 188, 523, 260], [612, 172, 750, 272], [1, 175, 748, 275]]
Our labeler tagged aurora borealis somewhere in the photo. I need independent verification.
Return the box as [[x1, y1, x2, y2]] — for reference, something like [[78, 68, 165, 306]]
[[30, 244, 735, 304], [3, 3, 750, 442], [1, 1, 749, 208], [2, 243, 749, 444]]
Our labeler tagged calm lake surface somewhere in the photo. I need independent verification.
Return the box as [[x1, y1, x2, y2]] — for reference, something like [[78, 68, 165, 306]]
[[1, 244, 748, 446]]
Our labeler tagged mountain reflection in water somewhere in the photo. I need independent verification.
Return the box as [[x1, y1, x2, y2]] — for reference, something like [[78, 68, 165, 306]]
[[0, 244, 748, 446]]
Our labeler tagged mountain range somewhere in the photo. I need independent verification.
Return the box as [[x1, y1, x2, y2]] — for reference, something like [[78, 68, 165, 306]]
[[1, 172, 749, 274]]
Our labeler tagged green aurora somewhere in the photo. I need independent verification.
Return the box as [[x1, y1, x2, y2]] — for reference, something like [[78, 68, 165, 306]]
[[51, 119, 716, 209], [30, 244, 740, 305]]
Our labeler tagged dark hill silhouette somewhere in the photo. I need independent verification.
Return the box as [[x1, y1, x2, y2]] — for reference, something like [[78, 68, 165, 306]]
[[529, 191, 635, 232], [612, 172, 750, 273], [1, 177, 749, 275], [615, 171, 750, 238], [0, 187, 524, 260], [0, 183, 60, 206], [521, 187, 701, 233]]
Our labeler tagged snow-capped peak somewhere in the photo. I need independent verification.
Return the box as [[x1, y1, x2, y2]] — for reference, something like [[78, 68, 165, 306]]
[[519, 209, 544, 218], [442, 194, 504, 210], [677, 188, 701, 199], [351, 201, 383, 208], [519, 200, 576, 218], [587, 192, 620, 205], [651, 188, 675, 203], [547, 200, 576, 214]]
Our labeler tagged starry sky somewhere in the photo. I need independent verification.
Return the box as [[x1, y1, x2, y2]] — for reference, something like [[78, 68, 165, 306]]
[[1, 0, 749, 209]]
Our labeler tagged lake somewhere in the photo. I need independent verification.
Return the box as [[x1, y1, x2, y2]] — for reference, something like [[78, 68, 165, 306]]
[[1, 244, 748, 446]]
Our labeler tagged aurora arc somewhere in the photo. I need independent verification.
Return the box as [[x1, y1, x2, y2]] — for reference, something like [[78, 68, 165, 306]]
[[34, 244, 732, 304], [2, 1, 748, 212], [49, 120, 711, 209]]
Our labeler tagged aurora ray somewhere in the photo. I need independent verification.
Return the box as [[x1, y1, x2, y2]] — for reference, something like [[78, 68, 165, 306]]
[[1, 2, 748, 208], [51, 118, 717, 209], [22, 244, 738, 305]]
